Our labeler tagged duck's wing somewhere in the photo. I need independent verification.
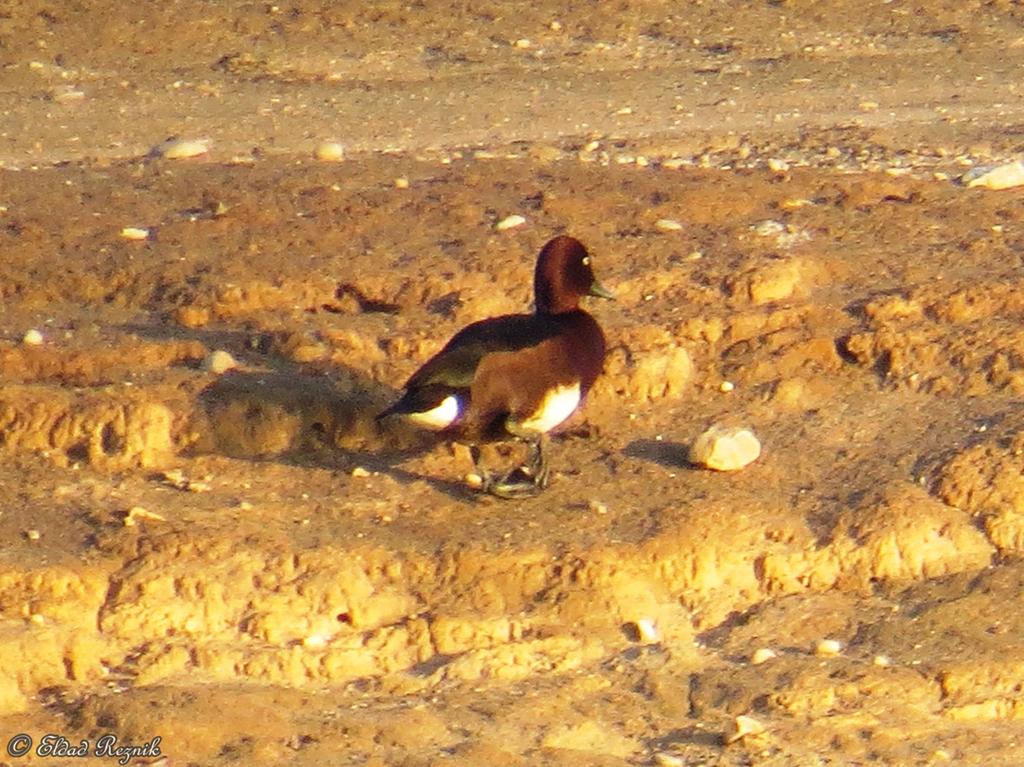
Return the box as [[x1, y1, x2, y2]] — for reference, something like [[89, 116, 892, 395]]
[[404, 314, 562, 391], [378, 315, 563, 425]]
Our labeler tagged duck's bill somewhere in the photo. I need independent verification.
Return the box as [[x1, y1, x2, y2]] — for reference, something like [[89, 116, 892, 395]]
[[588, 280, 615, 300]]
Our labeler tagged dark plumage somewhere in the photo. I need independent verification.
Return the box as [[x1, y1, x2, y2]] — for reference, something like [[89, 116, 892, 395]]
[[377, 235, 612, 498]]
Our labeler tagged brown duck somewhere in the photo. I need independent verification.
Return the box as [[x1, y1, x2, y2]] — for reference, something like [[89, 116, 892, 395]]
[[377, 235, 612, 498]]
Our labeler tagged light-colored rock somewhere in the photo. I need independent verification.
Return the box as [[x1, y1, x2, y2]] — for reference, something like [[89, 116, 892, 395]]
[[22, 329, 43, 346], [633, 618, 660, 643], [202, 349, 237, 374], [689, 426, 761, 471], [153, 137, 210, 159], [751, 647, 777, 665], [314, 141, 345, 162], [654, 218, 683, 232], [124, 506, 166, 527], [653, 753, 684, 767], [963, 161, 1024, 190], [120, 226, 150, 240], [725, 714, 766, 744], [815, 638, 843, 657], [495, 214, 526, 231]]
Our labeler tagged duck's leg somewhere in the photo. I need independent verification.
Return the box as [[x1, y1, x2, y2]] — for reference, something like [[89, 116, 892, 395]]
[[484, 432, 550, 499], [469, 444, 493, 488], [470, 444, 528, 499], [524, 433, 550, 488]]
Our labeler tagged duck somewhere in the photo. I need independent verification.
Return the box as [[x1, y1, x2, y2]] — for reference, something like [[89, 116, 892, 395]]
[[377, 235, 613, 498]]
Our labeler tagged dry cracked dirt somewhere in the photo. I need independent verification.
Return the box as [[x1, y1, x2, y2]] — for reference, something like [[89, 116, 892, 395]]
[[6, 2, 1024, 766]]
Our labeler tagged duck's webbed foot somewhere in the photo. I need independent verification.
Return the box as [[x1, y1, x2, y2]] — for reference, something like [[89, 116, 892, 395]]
[[470, 436, 550, 499]]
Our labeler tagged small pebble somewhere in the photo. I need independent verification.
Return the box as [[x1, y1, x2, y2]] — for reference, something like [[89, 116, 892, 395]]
[[351, 466, 371, 478], [634, 618, 660, 643], [725, 714, 766, 744], [815, 638, 843, 657], [22, 329, 44, 346], [662, 157, 687, 170], [303, 634, 329, 649], [495, 214, 526, 231], [654, 218, 683, 232], [689, 425, 761, 472], [25, 529, 40, 541], [123, 506, 166, 527], [465, 473, 484, 490], [29, 613, 45, 625], [750, 647, 777, 665], [719, 381, 735, 393], [873, 654, 892, 667], [203, 349, 238, 374], [153, 137, 210, 159], [394, 177, 410, 189], [767, 158, 790, 173], [120, 227, 150, 240], [653, 753, 684, 767], [963, 160, 1024, 190], [588, 499, 608, 515], [162, 469, 186, 487], [615, 106, 634, 115], [51, 86, 86, 103], [513, 38, 531, 49], [314, 141, 345, 162]]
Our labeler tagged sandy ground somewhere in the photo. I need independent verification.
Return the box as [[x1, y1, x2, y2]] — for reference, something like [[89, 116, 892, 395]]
[[5, 2, 1024, 765]]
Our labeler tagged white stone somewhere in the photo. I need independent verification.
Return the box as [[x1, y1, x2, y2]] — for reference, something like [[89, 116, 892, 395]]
[[654, 218, 683, 232], [495, 214, 526, 231], [124, 506, 166, 527], [653, 753, 684, 767], [22, 329, 43, 346], [815, 638, 843, 657], [726, 714, 766, 743], [202, 349, 237, 374], [120, 227, 150, 240], [688, 426, 761, 471], [154, 137, 210, 159], [634, 618, 660, 643], [750, 647, 777, 665], [963, 160, 1024, 190], [314, 141, 345, 162]]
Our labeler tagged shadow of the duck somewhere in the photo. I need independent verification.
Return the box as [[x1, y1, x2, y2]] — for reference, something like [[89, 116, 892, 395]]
[[191, 369, 487, 502]]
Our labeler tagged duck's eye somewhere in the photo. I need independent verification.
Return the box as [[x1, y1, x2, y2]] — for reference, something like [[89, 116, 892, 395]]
[[582, 256, 590, 265]]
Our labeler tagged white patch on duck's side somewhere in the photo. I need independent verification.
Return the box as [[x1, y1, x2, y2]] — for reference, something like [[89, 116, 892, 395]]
[[518, 382, 581, 434], [406, 395, 460, 430]]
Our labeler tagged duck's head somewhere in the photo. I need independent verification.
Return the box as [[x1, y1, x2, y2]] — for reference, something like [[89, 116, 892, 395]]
[[534, 235, 614, 315]]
